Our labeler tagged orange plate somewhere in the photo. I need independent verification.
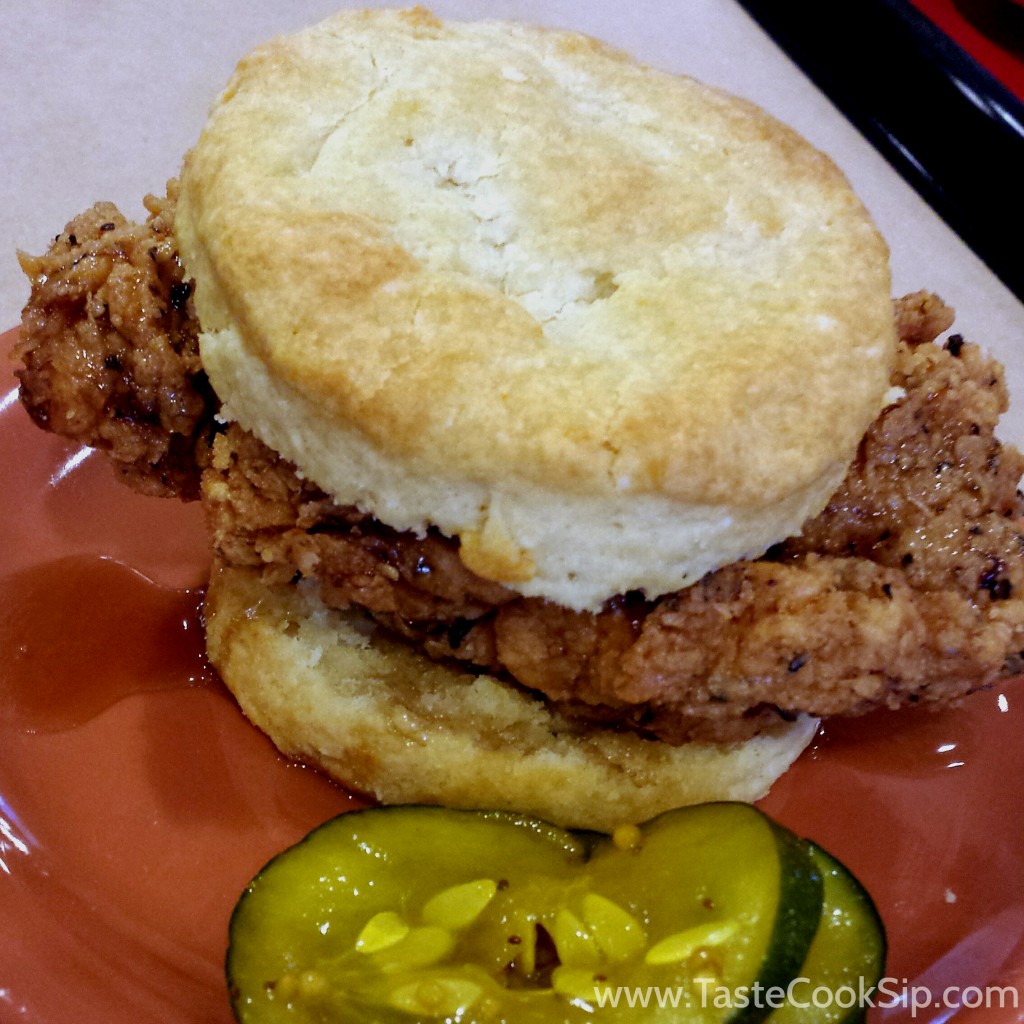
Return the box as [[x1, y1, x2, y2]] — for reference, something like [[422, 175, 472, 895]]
[[1, 326, 1022, 1022]]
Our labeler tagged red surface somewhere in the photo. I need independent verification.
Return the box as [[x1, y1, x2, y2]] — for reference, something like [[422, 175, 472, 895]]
[[909, 0, 1024, 100], [2, 325, 1023, 1022]]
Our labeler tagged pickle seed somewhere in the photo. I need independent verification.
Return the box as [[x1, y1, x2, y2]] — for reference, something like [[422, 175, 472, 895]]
[[513, 921, 538, 976], [552, 908, 601, 968], [645, 920, 739, 966], [355, 911, 410, 954], [378, 925, 456, 971], [421, 878, 498, 930], [389, 977, 483, 1016], [581, 894, 646, 963]]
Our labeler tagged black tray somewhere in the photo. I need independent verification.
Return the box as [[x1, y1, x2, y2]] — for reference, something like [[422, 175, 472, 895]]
[[737, 0, 1024, 302]]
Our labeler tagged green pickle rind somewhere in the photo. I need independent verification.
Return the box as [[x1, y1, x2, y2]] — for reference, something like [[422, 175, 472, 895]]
[[765, 842, 887, 1024], [727, 821, 823, 1024], [226, 803, 884, 1024]]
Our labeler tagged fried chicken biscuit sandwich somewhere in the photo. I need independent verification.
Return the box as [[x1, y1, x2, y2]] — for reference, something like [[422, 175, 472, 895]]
[[17, 8, 1024, 830]]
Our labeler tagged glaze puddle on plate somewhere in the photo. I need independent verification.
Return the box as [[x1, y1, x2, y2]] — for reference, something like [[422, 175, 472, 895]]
[[1, 326, 1022, 1023], [0, 555, 213, 731]]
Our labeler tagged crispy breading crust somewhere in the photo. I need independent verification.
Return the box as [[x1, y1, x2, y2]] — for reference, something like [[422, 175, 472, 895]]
[[15, 198, 1024, 744], [204, 562, 818, 830], [200, 305, 1024, 742], [15, 187, 215, 500]]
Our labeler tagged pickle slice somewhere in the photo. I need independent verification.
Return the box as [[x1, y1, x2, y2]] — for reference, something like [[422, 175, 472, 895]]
[[227, 804, 824, 1023], [767, 843, 886, 1024]]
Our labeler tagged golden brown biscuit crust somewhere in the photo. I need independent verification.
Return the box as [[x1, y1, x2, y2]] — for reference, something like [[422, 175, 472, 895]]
[[204, 564, 817, 830], [177, 9, 895, 608]]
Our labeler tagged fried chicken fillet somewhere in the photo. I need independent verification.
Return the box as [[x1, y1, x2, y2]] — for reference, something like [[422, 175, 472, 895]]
[[15, 190, 1024, 745]]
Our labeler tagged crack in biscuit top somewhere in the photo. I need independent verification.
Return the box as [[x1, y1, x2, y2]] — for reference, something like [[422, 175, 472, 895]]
[[301, 32, 727, 329], [175, 8, 896, 608]]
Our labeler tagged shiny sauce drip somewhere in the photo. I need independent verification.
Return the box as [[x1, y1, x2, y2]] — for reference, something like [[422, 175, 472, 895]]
[[0, 555, 214, 732]]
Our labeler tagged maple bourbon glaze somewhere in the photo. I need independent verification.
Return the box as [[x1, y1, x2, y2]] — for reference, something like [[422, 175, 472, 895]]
[[0, 556, 212, 732], [1, 327, 1023, 1023]]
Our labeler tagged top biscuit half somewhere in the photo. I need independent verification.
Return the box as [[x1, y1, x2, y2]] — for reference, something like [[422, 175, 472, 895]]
[[175, 7, 896, 611]]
